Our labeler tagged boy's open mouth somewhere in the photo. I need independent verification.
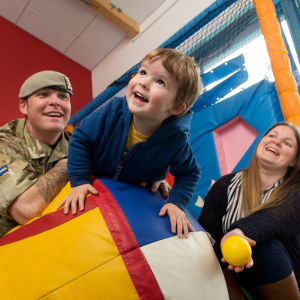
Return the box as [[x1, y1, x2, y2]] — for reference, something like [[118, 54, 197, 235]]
[[134, 93, 149, 103]]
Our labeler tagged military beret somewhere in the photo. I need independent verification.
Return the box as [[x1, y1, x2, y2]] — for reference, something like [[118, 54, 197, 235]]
[[19, 71, 73, 98]]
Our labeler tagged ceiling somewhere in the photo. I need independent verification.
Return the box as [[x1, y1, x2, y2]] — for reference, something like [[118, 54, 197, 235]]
[[0, 0, 166, 70]]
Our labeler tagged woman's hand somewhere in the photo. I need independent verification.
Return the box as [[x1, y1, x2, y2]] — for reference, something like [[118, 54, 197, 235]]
[[221, 228, 256, 273], [140, 180, 171, 198]]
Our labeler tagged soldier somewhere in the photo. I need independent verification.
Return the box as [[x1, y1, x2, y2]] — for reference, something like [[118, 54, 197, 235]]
[[0, 71, 72, 237]]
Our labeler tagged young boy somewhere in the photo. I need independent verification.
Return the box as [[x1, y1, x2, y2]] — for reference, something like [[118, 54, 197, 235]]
[[58, 48, 202, 238]]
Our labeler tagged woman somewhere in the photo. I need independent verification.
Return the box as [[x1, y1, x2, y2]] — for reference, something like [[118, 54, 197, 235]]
[[199, 122, 300, 300]]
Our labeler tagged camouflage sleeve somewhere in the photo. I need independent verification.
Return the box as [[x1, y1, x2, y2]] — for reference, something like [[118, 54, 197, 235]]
[[0, 140, 37, 217]]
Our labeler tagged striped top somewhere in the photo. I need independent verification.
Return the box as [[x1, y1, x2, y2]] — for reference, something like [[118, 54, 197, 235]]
[[222, 171, 282, 234]]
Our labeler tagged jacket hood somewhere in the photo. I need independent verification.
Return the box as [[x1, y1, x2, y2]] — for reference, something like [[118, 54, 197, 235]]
[[149, 111, 193, 143]]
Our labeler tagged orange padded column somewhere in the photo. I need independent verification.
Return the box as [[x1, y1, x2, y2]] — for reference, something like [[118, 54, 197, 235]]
[[253, 0, 300, 126]]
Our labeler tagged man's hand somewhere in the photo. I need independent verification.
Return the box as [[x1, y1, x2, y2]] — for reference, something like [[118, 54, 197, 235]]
[[57, 184, 98, 215], [8, 158, 70, 225], [140, 180, 171, 198], [159, 203, 195, 238]]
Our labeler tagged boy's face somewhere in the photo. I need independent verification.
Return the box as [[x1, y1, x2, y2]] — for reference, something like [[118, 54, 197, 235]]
[[126, 57, 182, 124]]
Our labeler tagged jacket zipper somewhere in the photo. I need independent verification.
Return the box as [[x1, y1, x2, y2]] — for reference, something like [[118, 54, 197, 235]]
[[113, 144, 141, 180]]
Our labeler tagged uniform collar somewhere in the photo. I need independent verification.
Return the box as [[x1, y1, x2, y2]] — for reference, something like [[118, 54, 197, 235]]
[[24, 123, 68, 162]]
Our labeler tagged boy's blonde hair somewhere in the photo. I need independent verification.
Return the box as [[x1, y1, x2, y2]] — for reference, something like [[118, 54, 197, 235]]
[[142, 48, 203, 117]]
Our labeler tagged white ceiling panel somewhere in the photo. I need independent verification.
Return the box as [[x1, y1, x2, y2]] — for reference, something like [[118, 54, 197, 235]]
[[3, 0, 168, 70], [80, 14, 126, 56], [28, 0, 98, 37], [0, 0, 25, 24], [65, 39, 105, 70], [111, 0, 166, 24], [17, 7, 76, 53]]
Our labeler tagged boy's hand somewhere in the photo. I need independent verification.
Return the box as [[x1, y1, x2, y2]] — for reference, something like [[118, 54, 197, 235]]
[[57, 184, 99, 215], [140, 180, 171, 198], [159, 203, 195, 238]]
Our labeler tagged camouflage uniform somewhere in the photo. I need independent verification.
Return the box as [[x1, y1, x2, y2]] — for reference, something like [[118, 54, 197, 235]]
[[0, 118, 71, 236]]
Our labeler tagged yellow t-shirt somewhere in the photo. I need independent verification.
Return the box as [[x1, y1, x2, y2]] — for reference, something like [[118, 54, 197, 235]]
[[125, 120, 149, 152]]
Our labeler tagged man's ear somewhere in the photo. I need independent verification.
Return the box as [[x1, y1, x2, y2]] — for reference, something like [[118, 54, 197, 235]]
[[169, 103, 186, 116], [19, 99, 28, 115]]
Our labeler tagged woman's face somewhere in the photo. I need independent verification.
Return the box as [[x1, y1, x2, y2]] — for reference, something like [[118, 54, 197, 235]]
[[256, 125, 298, 172]]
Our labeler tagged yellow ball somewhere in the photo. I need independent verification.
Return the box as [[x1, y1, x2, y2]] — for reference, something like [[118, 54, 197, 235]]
[[222, 236, 252, 267]]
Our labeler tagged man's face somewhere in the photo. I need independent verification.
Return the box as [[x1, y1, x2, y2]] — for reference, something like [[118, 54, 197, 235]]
[[20, 88, 71, 137]]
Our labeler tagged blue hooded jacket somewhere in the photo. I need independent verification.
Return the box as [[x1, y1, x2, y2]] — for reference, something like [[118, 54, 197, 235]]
[[68, 97, 200, 211]]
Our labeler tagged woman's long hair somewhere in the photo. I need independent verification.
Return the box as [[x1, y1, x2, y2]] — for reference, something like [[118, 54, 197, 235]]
[[242, 122, 300, 216]]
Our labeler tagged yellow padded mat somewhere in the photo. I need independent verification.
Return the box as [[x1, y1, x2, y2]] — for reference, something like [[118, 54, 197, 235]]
[[0, 206, 139, 300]]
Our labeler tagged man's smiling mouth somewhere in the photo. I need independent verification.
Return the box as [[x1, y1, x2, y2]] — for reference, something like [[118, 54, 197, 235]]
[[44, 112, 63, 117]]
